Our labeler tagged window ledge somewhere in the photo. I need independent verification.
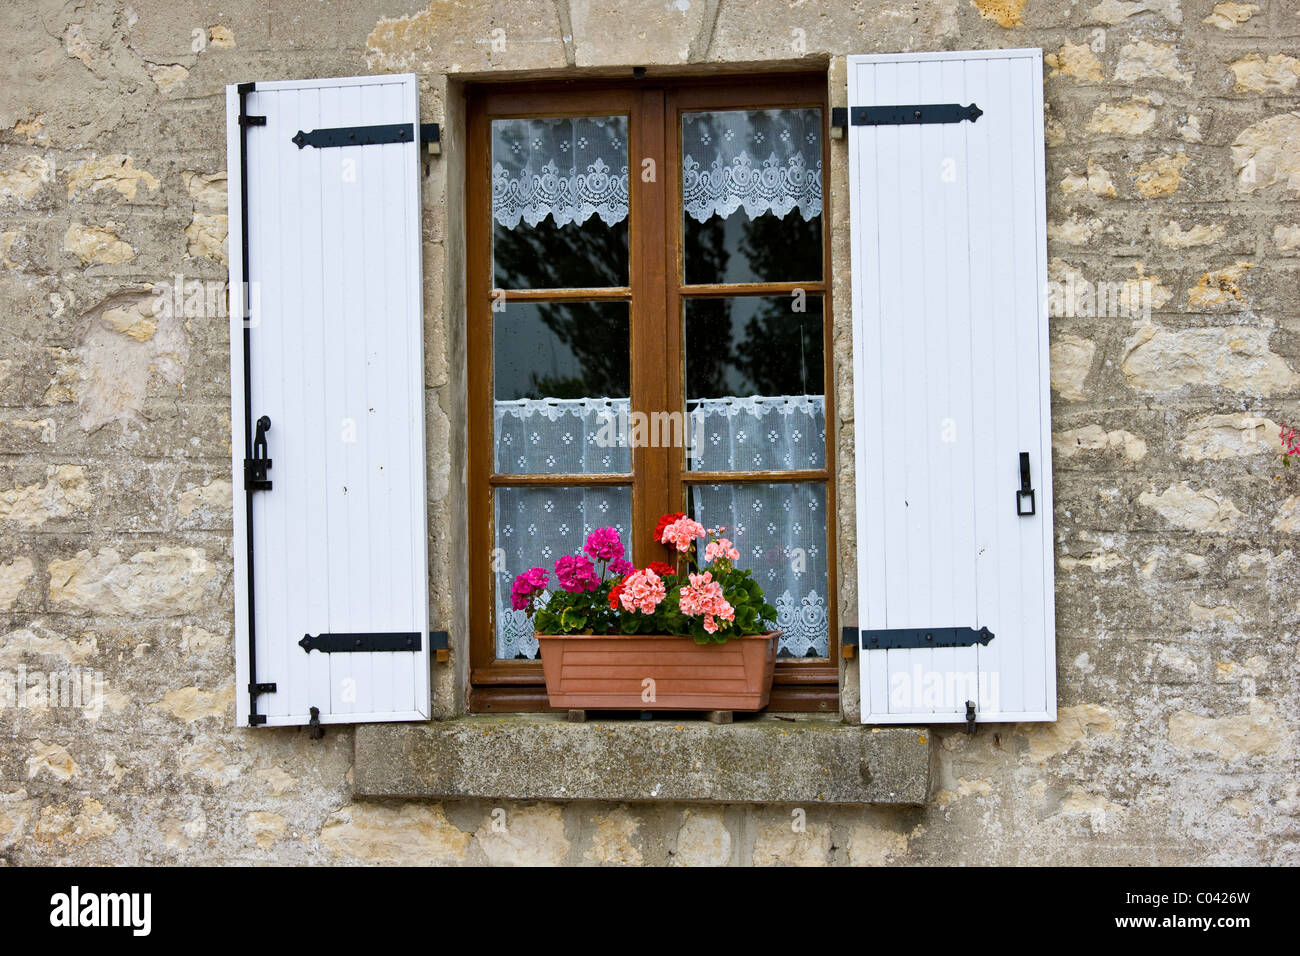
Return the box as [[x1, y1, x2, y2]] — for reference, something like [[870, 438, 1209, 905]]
[[353, 715, 932, 805]]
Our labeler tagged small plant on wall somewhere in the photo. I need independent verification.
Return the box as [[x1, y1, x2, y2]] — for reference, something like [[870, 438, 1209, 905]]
[[512, 515, 778, 644]]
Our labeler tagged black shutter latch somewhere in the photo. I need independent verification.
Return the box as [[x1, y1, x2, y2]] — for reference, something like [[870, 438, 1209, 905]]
[[1016, 451, 1035, 516], [244, 416, 273, 492]]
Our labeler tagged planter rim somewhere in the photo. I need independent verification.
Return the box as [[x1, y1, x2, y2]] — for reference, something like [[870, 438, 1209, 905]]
[[535, 630, 782, 641]]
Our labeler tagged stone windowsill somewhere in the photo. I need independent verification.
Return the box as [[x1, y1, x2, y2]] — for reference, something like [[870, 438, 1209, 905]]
[[353, 714, 932, 805]]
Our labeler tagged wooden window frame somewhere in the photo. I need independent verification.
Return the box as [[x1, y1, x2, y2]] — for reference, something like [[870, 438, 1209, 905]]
[[465, 74, 838, 713]]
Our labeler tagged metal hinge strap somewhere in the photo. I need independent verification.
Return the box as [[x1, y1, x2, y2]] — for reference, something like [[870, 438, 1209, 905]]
[[853, 626, 994, 650], [850, 103, 982, 126], [300, 632, 423, 653]]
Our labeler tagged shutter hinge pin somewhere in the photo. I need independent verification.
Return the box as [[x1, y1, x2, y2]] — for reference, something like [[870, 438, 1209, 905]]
[[965, 700, 977, 735], [308, 706, 324, 740]]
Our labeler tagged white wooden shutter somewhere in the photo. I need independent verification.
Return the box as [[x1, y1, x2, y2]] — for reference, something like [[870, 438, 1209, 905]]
[[848, 50, 1056, 725], [227, 75, 430, 727]]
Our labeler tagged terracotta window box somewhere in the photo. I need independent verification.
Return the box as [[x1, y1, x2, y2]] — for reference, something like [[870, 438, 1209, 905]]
[[536, 631, 780, 711]]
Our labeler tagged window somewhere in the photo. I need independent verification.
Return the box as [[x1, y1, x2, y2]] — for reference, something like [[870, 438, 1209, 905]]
[[466, 77, 838, 712]]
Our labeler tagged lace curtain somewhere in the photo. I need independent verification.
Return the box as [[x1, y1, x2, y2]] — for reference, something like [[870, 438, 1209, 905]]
[[682, 108, 823, 224], [490, 110, 823, 231], [492, 116, 630, 229], [493, 396, 829, 659]]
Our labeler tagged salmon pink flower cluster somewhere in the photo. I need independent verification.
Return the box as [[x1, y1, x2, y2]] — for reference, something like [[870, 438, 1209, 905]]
[[678, 571, 735, 634], [659, 515, 707, 552], [618, 568, 667, 615], [704, 536, 740, 564]]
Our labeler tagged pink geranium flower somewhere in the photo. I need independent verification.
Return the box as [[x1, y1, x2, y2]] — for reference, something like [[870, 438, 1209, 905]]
[[554, 554, 600, 593], [584, 526, 625, 563], [510, 567, 550, 611], [618, 568, 667, 615], [609, 557, 634, 577], [660, 516, 707, 553]]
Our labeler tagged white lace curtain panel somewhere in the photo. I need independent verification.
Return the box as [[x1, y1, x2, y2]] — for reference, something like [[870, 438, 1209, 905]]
[[491, 109, 823, 229], [494, 396, 829, 660]]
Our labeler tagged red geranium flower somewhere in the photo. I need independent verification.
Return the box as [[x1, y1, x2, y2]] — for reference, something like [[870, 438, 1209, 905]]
[[654, 512, 685, 547], [648, 561, 675, 578], [608, 582, 626, 610]]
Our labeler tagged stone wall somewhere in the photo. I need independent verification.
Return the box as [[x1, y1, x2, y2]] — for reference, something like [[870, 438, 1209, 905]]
[[1, 0, 1297, 865]]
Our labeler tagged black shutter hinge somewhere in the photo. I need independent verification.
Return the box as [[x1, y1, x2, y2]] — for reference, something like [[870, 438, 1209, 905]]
[[239, 114, 266, 127], [300, 631, 423, 653], [965, 700, 977, 735], [830, 107, 848, 139], [853, 626, 994, 650], [249, 682, 277, 695], [244, 415, 272, 492], [851, 103, 982, 126], [308, 706, 324, 740]]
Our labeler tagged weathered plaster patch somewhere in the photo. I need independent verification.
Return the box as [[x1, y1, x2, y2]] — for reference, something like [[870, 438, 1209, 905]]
[[1061, 158, 1118, 197], [321, 803, 471, 865], [1049, 334, 1096, 401], [181, 171, 227, 209], [1026, 704, 1116, 758], [1188, 262, 1253, 310], [1180, 414, 1281, 460], [1059, 550, 1126, 572], [1138, 482, 1242, 532], [753, 819, 831, 867], [153, 685, 235, 723], [473, 804, 569, 866], [672, 808, 730, 866], [26, 742, 78, 781], [1048, 215, 1103, 244], [0, 465, 93, 526], [0, 556, 34, 610], [1121, 324, 1297, 395], [48, 546, 218, 616], [1203, 1, 1258, 28], [1054, 424, 1148, 461], [1232, 113, 1300, 195], [1274, 224, 1300, 252], [1088, 99, 1159, 137], [0, 156, 53, 203], [1090, 0, 1181, 25], [34, 798, 118, 847], [177, 479, 232, 517], [64, 222, 134, 264], [1270, 496, 1300, 533], [207, 26, 235, 49], [1115, 41, 1192, 86], [1230, 55, 1300, 94], [147, 62, 189, 94], [246, 811, 286, 850], [972, 0, 1025, 28], [185, 213, 228, 264], [1046, 42, 1102, 82], [0, 622, 98, 667], [1168, 700, 1282, 759], [65, 155, 159, 200], [69, 289, 189, 431], [583, 809, 644, 865], [1132, 152, 1190, 198], [1158, 220, 1224, 248]]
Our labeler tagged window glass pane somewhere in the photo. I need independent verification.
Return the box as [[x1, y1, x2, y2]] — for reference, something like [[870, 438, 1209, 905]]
[[682, 108, 823, 284], [495, 485, 633, 660], [689, 481, 828, 658], [685, 296, 825, 472], [492, 116, 629, 289], [494, 302, 630, 474]]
